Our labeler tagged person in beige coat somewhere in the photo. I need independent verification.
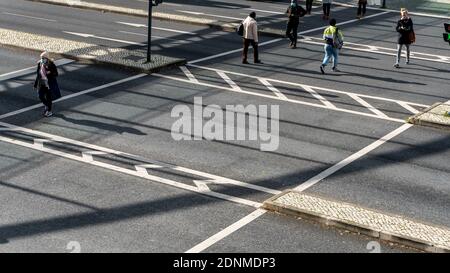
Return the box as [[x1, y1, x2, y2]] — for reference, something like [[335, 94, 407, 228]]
[[242, 12, 262, 64]]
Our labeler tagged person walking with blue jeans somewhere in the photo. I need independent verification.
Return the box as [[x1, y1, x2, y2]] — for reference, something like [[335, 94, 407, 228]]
[[320, 19, 344, 74]]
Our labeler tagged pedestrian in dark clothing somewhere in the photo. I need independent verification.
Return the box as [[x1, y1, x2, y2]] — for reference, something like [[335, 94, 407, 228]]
[[305, 0, 313, 15], [286, 0, 306, 49], [322, 0, 332, 20], [394, 8, 415, 68], [33, 51, 60, 117], [357, 0, 367, 19], [242, 12, 262, 64]]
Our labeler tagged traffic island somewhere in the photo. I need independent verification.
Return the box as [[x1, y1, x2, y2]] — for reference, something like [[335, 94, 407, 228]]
[[0, 28, 185, 73], [407, 101, 450, 131], [263, 190, 450, 253]]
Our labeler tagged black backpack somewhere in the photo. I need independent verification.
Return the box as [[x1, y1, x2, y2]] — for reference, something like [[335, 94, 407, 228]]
[[236, 22, 244, 36]]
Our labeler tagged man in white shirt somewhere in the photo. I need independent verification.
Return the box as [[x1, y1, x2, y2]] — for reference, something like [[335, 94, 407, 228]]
[[242, 12, 262, 64]]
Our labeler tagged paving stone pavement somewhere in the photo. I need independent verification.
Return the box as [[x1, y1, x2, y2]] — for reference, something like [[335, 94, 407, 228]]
[[0, 28, 185, 72], [264, 190, 450, 252]]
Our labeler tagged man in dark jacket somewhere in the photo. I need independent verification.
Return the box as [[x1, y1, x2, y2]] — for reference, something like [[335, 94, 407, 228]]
[[285, 0, 306, 49], [394, 8, 414, 68], [34, 51, 60, 117]]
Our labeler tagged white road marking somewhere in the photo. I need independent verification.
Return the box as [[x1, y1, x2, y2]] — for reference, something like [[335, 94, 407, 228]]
[[246, 8, 284, 15], [300, 36, 450, 64], [177, 10, 242, 21], [0, 122, 268, 208], [294, 123, 413, 192], [153, 72, 406, 123], [185, 208, 267, 253], [2, 12, 57, 22], [63, 31, 146, 46], [258, 78, 288, 100], [187, 64, 429, 108], [302, 85, 337, 109], [217, 71, 242, 92], [397, 101, 420, 114], [348, 93, 389, 118], [116, 21, 197, 35], [0, 59, 74, 82], [187, 123, 414, 253], [180, 66, 200, 84], [118, 31, 191, 44], [189, 11, 390, 65], [0, 74, 147, 120]]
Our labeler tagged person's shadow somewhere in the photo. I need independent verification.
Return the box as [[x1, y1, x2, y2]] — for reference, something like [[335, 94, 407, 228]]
[[55, 114, 146, 136]]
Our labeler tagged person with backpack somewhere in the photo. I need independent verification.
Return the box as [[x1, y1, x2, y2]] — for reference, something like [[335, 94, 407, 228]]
[[394, 8, 414, 68], [285, 0, 306, 49], [357, 0, 367, 19], [322, 0, 332, 20], [305, 0, 314, 15], [320, 18, 344, 74], [241, 11, 262, 64], [33, 51, 61, 117]]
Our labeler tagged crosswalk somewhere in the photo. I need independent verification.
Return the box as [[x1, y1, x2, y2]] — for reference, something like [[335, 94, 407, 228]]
[[153, 64, 430, 123]]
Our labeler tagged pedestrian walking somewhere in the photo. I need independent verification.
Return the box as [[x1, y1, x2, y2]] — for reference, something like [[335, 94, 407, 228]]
[[357, 0, 367, 19], [33, 51, 61, 117], [394, 8, 415, 68], [322, 0, 332, 20], [305, 0, 313, 15], [286, 0, 306, 49], [320, 18, 344, 74], [242, 12, 262, 64]]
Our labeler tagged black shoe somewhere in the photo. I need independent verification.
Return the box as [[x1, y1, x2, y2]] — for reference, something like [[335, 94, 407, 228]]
[[254, 60, 263, 64], [242, 60, 249, 64], [320, 65, 325, 74]]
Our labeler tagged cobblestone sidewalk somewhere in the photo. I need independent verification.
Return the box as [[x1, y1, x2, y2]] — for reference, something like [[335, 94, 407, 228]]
[[264, 190, 450, 253]]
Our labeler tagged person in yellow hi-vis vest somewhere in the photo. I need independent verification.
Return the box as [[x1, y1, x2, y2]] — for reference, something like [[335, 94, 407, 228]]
[[320, 19, 344, 74]]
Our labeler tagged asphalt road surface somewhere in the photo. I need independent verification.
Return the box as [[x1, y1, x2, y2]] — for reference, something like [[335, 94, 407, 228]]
[[0, 0, 449, 253]]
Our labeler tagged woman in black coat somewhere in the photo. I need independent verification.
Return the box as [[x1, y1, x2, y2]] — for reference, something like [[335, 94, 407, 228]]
[[33, 51, 61, 117], [394, 8, 414, 68]]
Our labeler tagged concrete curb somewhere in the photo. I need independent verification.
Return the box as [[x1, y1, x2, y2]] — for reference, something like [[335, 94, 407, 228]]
[[263, 190, 450, 253], [407, 102, 450, 131], [0, 28, 186, 74]]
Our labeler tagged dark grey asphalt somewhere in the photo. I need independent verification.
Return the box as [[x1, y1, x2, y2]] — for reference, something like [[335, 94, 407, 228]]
[[0, 0, 449, 253]]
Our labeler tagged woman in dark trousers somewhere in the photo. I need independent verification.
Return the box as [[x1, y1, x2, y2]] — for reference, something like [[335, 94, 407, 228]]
[[305, 0, 313, 15], [33, 51, 61, 117], [357, 0, 367, 19], [322, 0, 332, 20], [286, 0, 306, 48], [394, 8, 414, 68]]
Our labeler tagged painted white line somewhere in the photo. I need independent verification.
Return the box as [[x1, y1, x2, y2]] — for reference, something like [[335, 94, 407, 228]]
[[63, 31, 146, 46], [0, 122, 264, 208], [152, 72, 406, 123], [397, 101, 420, 114], [0, 74, 147, 120], [185, 208, 267, 253], [302, 85, 337, 109], [177, 10, 242, 21], [180, 66, 199, 84], [258, 78, 288, 100], [246, 8, 284, 15], [187, 122, 414, 253], [217, 71, 242, 92], [118, 31, 191, 44], [294, 123, 413, 192], [333, 1, 450, 19], [348, 93, 389, 118], [2, 12, 57, 22], [187, 64, 429, 108], [301, 36, 450, 64], [0, 59, 74, 82], [116, 21, 197, 35]]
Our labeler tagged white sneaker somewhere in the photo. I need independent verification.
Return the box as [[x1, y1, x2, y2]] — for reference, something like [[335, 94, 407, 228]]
[[44, 111, 53, 117]]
